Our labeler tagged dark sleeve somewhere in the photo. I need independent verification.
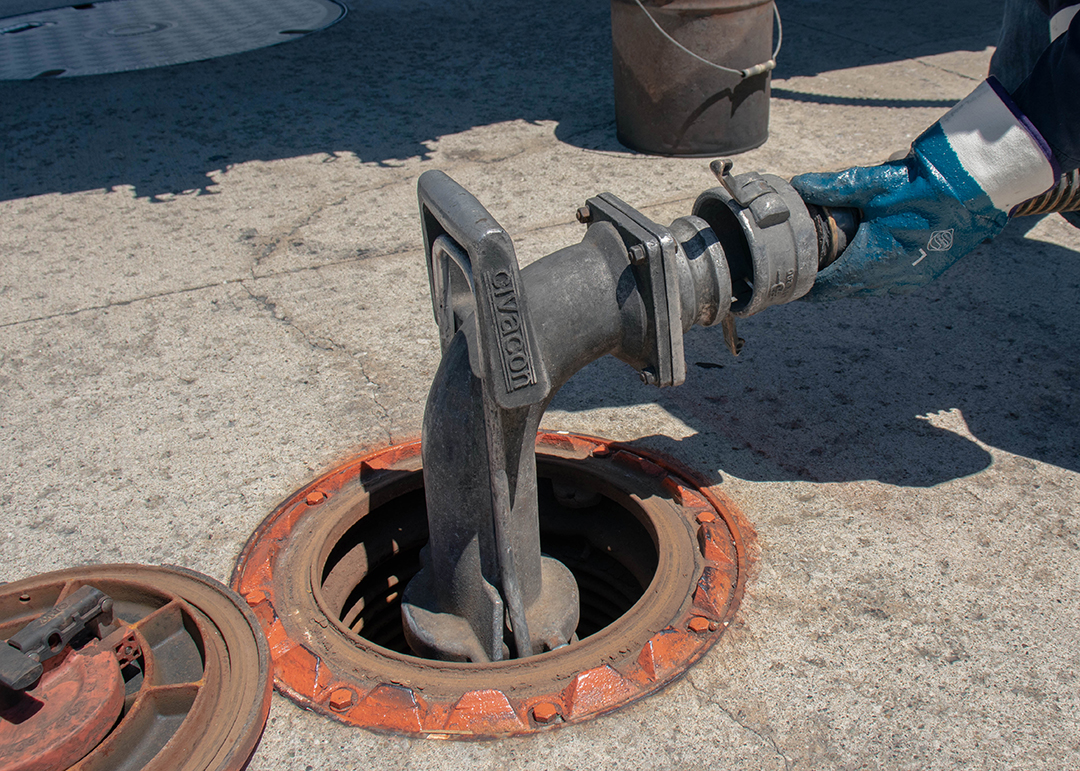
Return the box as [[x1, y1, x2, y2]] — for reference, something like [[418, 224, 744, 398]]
[[1011, 5, 1080, 170], [1045, 1, 1078, 13]]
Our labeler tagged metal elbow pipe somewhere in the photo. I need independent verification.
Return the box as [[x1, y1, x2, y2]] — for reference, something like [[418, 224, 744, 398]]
[[402, 163, 845, 663], [408, 222, 651, 663]]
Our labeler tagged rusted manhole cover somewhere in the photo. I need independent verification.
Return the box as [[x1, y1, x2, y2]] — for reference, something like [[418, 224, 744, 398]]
[[233, 431, 752, 738], [0, 0, 345, 79], [0, 564, 272, 770], [0, 643, 124, 771]]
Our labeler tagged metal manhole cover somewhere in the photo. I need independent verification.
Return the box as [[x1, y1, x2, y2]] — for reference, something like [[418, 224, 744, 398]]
[[0, 0, 345, 79], [1, 564, 272, 770]]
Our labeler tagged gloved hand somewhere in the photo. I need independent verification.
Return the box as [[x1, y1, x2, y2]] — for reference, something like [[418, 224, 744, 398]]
[[792, 78, 1058, 300]]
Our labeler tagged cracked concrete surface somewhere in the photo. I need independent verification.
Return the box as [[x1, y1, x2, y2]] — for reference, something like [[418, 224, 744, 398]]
[[1, 0, 1078, 768]]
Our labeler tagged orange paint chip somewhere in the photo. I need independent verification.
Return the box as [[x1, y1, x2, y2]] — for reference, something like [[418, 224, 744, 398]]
[[445, 689, 523, 733], [276, 645, 332, 697], [682, 489, 709, 508], [693, 566, 734, 618], [639, 627, 698, 674], [246, 594, 274, 628], [637, 639, 658, 680], [264, 618, 296, 660], [661, 476, 685, 503], [697, 522, 736, 565], [355, 685, 425, 734], [615, 451, 665, 478], [563, 665, 637, 717]]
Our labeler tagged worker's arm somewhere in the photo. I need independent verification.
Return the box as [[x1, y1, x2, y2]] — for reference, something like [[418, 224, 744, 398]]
[[791, 3, 1078, 301], [1011, 2, 1080, 170]]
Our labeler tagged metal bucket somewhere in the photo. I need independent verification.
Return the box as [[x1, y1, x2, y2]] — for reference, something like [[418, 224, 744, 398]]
[[611, 0, 775, 156]]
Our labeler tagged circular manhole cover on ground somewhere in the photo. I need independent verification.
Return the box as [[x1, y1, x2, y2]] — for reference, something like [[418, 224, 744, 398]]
[[0, 564, 272, 770], [0, 0, 345, 79], [233, 432, 754, 738]]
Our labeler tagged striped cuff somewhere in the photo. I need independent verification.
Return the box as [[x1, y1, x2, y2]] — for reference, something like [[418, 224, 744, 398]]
[[936, 78, 1058, 212]]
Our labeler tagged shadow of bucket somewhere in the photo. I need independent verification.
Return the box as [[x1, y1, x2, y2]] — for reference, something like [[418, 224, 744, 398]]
[[611, 0, 776, 156]]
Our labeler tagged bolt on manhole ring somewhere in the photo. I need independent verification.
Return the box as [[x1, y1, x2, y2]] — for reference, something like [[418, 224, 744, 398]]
[[232, 431, 753, 739]]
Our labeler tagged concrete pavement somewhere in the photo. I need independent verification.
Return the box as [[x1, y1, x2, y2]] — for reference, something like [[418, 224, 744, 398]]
[[2, 0, 1078, 768]]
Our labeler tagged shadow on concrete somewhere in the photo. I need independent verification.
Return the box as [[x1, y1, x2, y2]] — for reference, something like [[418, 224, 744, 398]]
[[1, 0, 1004, 201], [552, 217, 1080, 487], [770, 89, 958, 109]]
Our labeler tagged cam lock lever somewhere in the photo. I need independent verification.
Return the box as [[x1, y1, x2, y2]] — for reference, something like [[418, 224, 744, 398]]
[[709, 158, 861, 274], [700, 159, 862, 356]]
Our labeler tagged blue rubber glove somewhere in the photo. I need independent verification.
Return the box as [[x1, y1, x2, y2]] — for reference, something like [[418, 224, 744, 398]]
[[792, 78, 1058, 300]]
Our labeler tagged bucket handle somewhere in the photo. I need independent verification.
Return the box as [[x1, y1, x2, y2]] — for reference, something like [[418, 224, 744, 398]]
[[631, 0, 782, 79]]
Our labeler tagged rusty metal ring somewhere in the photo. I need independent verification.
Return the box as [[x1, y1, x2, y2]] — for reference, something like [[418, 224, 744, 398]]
[[233, 431, 753, 738]]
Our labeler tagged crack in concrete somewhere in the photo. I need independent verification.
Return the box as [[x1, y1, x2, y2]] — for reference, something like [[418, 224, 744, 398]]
[[242, 283, 337, 351], [2, 170, 701, 332], [0, 279, 249, 329], [247, 177, 410, 276], [0, 246, 412, 330], [351, 352, 395, 446], [685, 674, 793, 771], [252, 194, 348, 272], [2, 184, 697, 335], [240, 281, 394, 445]]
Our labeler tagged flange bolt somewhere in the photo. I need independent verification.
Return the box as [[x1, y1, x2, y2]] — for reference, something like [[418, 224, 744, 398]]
[[329, 688, 355, 712], [688, 617, 711, 634], [532, 702, 561, 724]]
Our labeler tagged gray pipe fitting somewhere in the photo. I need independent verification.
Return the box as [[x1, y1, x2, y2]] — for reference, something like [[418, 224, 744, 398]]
[[669, 215, 732, 331], [692, 167, 818, 318], [407, 165, 825, 663]]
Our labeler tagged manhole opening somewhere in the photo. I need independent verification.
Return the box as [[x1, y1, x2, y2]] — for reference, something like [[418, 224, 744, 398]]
[[319, 470, 659, 658], [234, 434, 749, 736]]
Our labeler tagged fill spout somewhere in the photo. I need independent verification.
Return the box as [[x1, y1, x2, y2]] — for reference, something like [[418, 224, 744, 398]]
[[401, 168, 753, 662]]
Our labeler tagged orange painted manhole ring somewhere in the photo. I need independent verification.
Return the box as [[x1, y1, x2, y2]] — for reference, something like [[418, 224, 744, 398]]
[[232, 431, 752, 738]]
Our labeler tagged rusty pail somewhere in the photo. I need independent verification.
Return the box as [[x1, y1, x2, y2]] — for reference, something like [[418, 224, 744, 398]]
[[611, 0, 778, 156]]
